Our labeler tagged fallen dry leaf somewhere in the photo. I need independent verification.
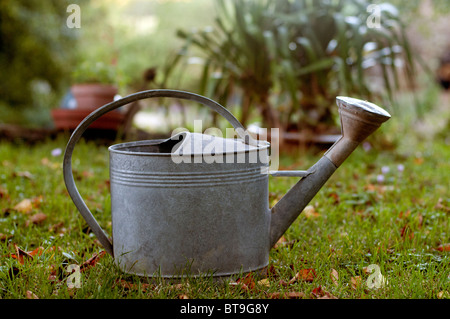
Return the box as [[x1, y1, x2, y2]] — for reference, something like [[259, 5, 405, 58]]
[[268, 291, 305, 299], [274, 236, 287, 249], [15, 171, 34, 179], [13, 199, 33, 214], [257, 278, 270, 287], [41, 157, 60, 170], [82, 170, 94, 178], [351, 276, 362, 290], [28, 246, 44, 257], [329, 192, 340, 204], [80, 251, 106, 272], [178, 294, 189, 299], [281, 269, 316, 286], [437, 291, 450, 299], [330, 268, 339, 287], [303, 205, 320, 218], [48, 221, 65, 233], [12, 196, 43, 214], [435, 198, 450, 212], [235, 272, 256, 291], [0, 233, 12, 241], [398, 210, 411, 219], [28, 212, 47, 225], [10, 245, 44, 265], [436, 244, 450, 252], [400, 223, 414, 240], [114, 279, 150, 292], [311, 286, 338, 299], [11, 245, 31, 264], [414, 157, 424, 165], [0, 186, 9, 199], [417, 213, 423, 229], [26, 290, 39, 299], [169, 283, 187, 290]]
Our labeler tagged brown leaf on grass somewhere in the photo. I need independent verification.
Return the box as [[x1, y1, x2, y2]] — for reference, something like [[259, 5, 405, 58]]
[[400, 224, 414, 240], [437, 291, 450, 299], [416, 213, 423, 229], [169, 283, 190, 291], [12, 196, 43, 214], [330, 269, 339, 287], [436, 244, 450, 252], [115, 279, 150, 292], [414, 157, 424, 165], [235, 272, 256, 291], [274, 236, 287, 249], [435, 198, 450, 213], [311, 286, 338, 299], [303, 205, 320, 218], [80, 251, 106, 272], [9, 266, 20, 277], [351, 276, 362, 290], [82, 170, 94, 178], [26, 290, 39, 299], [329, 192, 340, 204], [28, 212, 47, 225], [41, 157, 60, 170], [13, 199, 33, 214], [0, 233, 12, 241], [267, 264, 278, 276], [268, 291, 306, 299], [281, 268, 316, 286], [178, 294, 189, 299], [257, 278, 270, 287], [48, 222, 65, 233], [14, 171, 34, 179], [11, 245, 32, 265], [28, 246, 44, 257], [398, 210, 411, 219], [10, 245, 43, 265], [0, 186, 9, 199]]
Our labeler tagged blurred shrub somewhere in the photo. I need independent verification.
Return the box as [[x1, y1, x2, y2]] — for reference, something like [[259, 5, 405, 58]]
[[71, 61, 117, 84], [172, 0, 418, 132], [0, 0, 80, 114]]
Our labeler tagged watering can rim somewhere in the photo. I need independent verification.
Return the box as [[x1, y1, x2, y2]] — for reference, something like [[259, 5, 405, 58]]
[[108, 132, 271, 157]]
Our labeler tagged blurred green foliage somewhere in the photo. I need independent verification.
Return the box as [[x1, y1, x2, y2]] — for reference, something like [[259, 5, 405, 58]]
[[0, 0, 79, 110], [172, 0, 420, 131], [71, 61, 117, 84]]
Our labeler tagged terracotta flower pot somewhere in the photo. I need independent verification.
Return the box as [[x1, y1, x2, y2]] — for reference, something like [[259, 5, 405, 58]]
[[71, 83, 118, 110], [51, 108, 125, 130]]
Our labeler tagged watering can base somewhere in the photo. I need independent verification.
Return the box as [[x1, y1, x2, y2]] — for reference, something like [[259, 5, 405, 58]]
[[114, 259, 269, 282]]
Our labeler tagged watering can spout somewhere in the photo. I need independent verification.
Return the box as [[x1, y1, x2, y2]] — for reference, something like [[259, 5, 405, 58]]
[[269, 97, 391, 248]]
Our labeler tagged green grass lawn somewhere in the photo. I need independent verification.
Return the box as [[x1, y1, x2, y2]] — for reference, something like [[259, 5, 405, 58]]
[[0, 104, 449, 299]]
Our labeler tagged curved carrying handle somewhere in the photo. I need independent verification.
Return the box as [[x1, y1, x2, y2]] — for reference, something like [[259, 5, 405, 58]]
[[63, 89, 257, 257]]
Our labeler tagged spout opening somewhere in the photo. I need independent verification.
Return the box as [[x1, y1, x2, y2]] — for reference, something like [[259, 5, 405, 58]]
[[336, 96, 391, 126]]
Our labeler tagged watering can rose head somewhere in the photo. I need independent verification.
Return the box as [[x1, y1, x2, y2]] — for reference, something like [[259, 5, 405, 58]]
[[63, 90, 390, 278]]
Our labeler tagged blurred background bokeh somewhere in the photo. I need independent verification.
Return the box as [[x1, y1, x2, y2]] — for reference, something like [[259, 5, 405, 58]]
[[0, 0, 448, 145]]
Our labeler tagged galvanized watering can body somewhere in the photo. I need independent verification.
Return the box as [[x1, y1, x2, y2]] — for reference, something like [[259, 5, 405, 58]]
[[109, 136, 270, 277], [63, 90, 391, 278]]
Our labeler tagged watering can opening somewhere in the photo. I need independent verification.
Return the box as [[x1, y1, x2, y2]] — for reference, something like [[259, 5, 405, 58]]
[[109, 134, 184, 154], [109, 131, 270, 158]]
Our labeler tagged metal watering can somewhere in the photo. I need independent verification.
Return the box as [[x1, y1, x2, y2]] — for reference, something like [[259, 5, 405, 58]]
[[63, 89, 390, 278]]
